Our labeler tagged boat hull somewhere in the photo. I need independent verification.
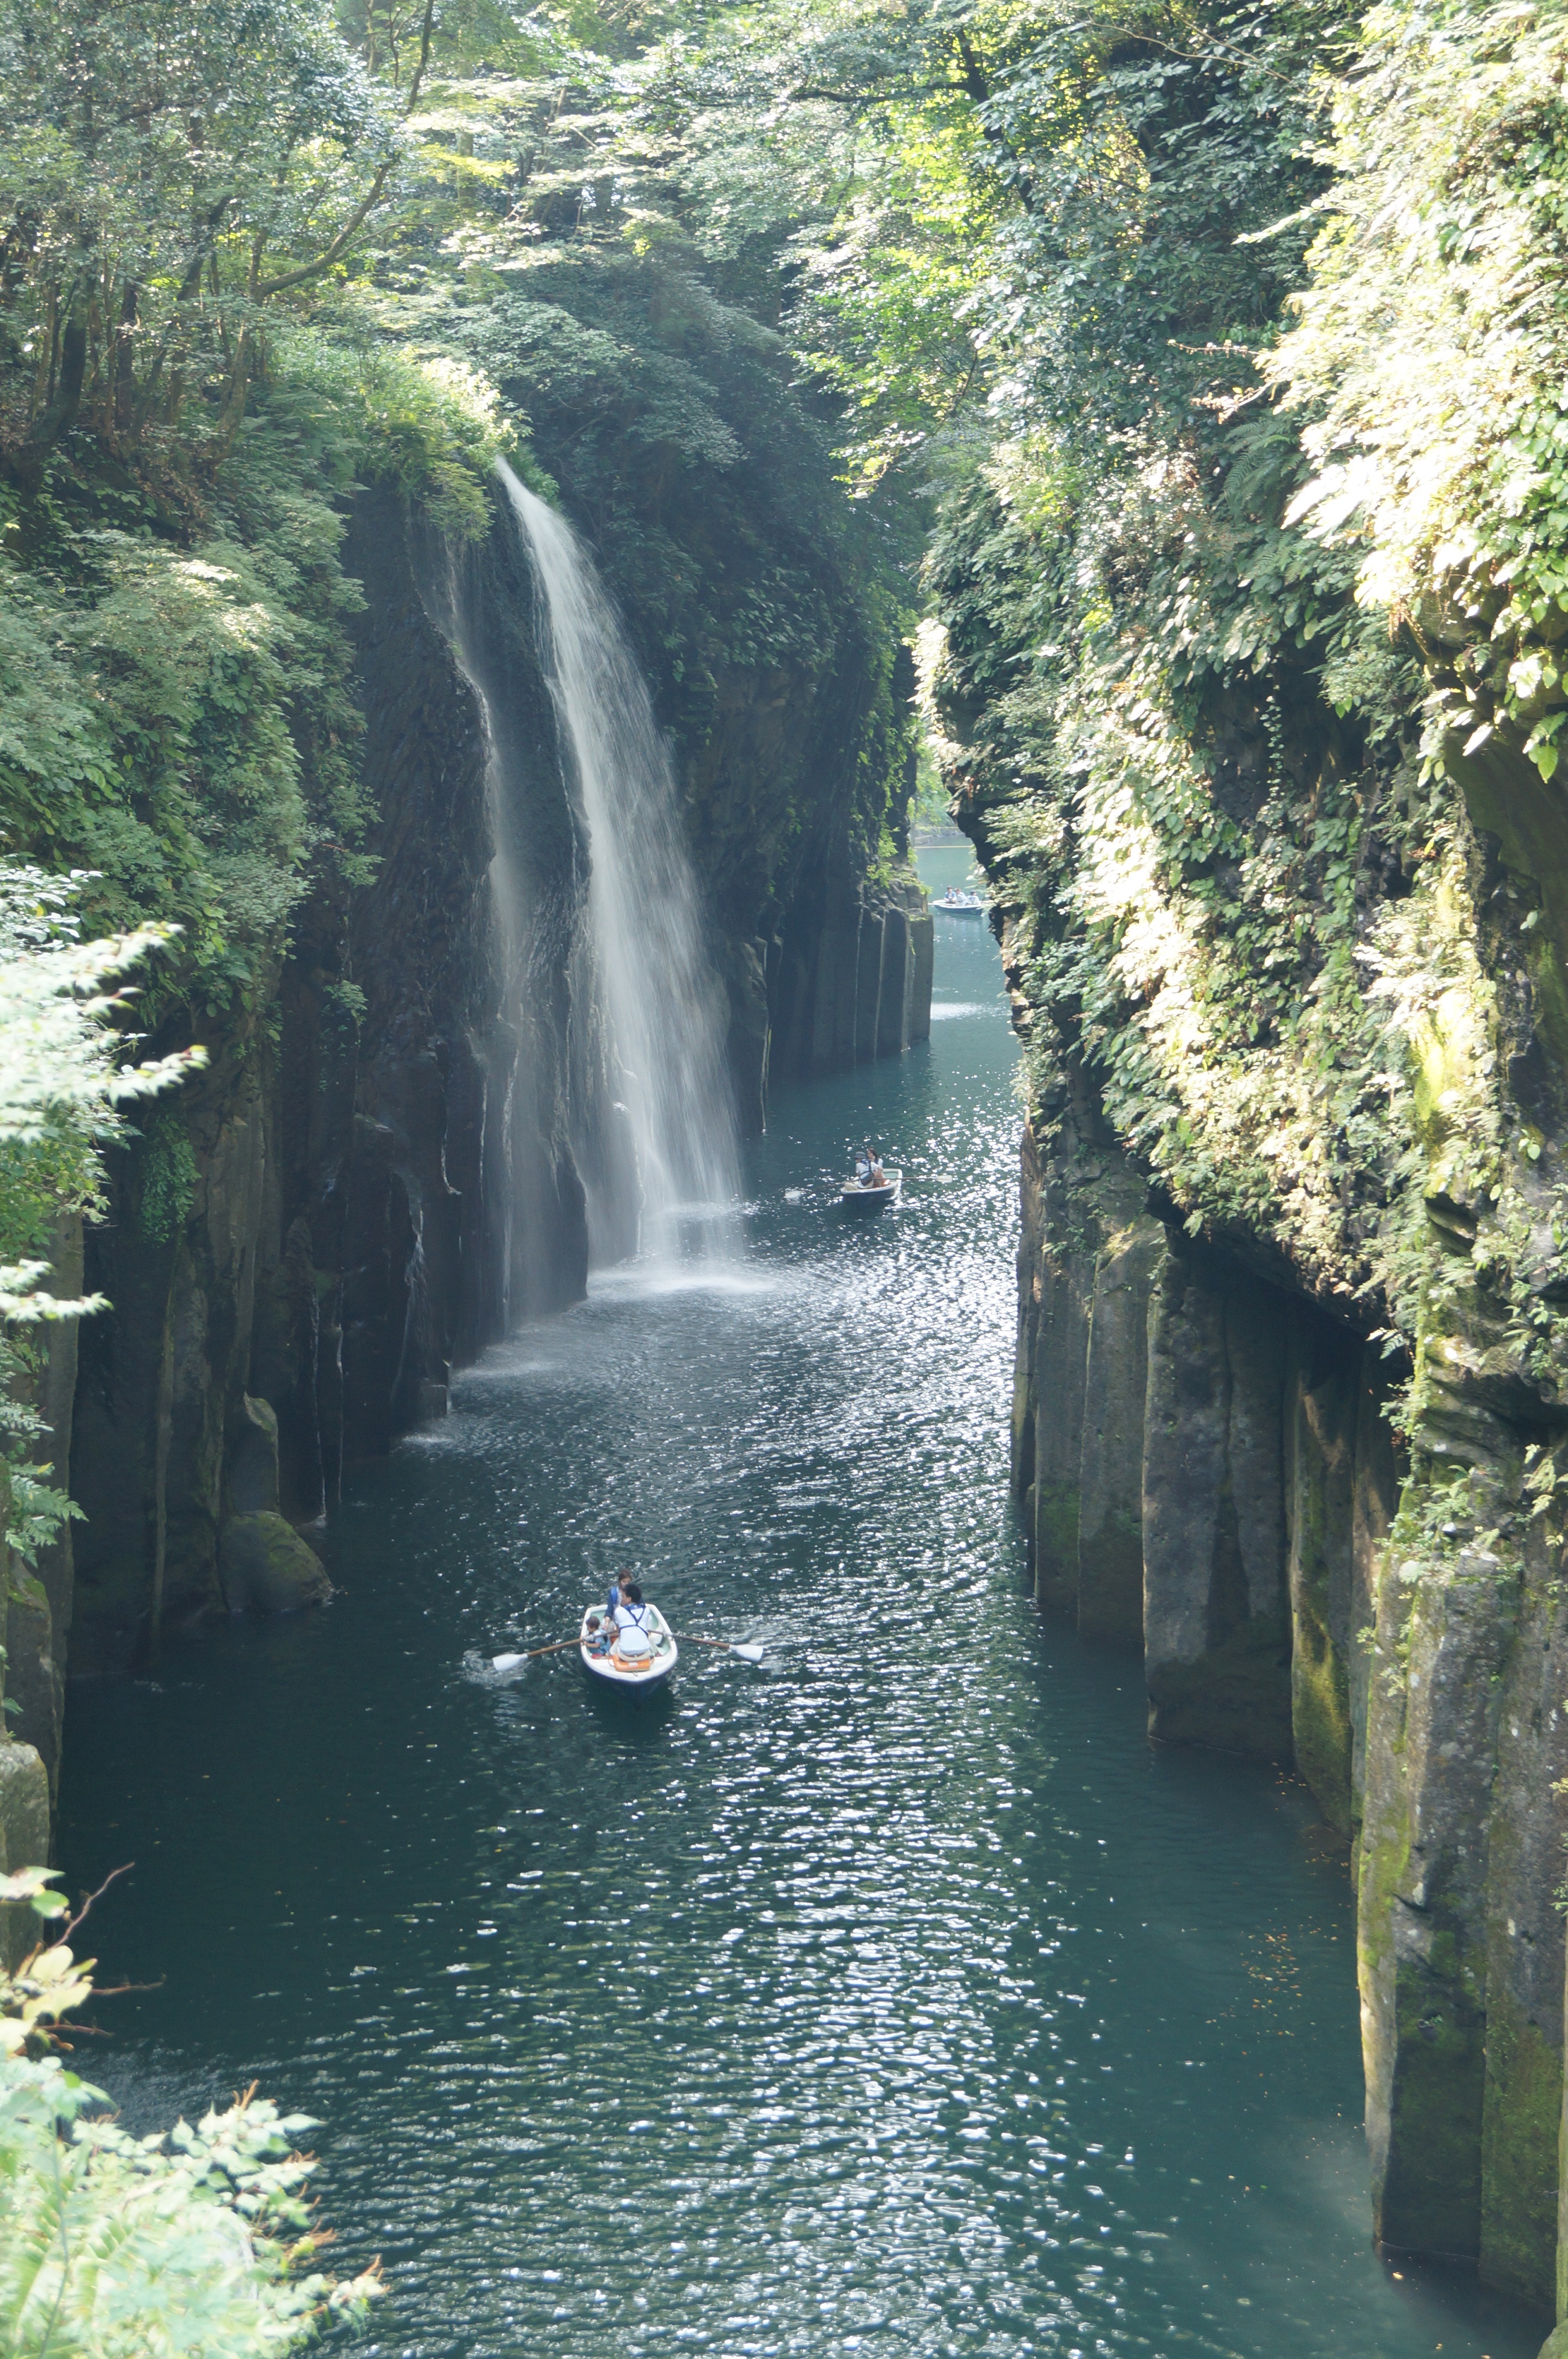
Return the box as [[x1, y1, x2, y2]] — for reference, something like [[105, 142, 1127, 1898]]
[[579, 1603, 678, 1692], [839, 1170, 901, 1217]]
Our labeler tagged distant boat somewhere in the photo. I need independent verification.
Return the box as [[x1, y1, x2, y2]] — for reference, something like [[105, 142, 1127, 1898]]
[[580, 1602, 678, 1692], [933, 888, 985, 917], [839, 1167, 902, 1216]]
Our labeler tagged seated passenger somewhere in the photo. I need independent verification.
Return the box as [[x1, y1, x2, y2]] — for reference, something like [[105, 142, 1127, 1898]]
[[615, 1580, 651, 1633]]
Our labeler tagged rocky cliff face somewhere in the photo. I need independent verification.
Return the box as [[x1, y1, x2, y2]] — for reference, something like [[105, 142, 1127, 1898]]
[[61, 481, 578, 1690], [950, 586, 1568, 2330], [996, 903, 1568, 2322]]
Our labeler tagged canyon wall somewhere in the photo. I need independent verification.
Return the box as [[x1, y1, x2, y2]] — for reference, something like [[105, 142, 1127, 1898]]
[[1002, 1058, 1568, 2318], [936, 432, 1568, 2337]]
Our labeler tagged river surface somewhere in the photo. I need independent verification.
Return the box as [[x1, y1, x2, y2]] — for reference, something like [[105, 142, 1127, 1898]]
[[61, 839, 1540, 2359]]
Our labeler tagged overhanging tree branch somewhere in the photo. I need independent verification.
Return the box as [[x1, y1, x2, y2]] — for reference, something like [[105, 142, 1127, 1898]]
[[256, 0, 435, 299]]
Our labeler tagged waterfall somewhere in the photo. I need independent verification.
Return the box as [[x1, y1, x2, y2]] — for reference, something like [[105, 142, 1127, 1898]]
[[495, 460, 741, 1265]]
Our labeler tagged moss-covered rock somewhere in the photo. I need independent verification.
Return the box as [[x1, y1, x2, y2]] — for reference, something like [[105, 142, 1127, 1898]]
[[218, 1514, 330, 1616], [1285, 1321, 1360, 1831]]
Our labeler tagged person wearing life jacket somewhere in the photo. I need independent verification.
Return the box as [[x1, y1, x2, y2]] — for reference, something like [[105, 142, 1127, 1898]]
[[611, 1580, 656, 1665], [614, 1580, 651, 1634], [855, 1145, 873, 1187]]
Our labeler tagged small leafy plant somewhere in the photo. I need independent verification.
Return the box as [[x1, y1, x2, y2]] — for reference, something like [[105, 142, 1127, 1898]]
[[0, 1866, 383, 2355]]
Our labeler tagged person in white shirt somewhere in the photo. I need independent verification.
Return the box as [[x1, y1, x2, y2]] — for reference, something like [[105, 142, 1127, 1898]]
[[615, 1580, 651, 1633]]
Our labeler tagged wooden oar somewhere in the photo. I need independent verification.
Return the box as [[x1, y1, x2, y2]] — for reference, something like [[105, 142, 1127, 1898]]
[[675, 1634, 765, 1663], [490, 1636, 582, 1671]]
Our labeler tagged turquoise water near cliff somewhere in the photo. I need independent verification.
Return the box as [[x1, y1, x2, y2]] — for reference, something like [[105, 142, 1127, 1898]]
[[60, 848, 1540, 2359]]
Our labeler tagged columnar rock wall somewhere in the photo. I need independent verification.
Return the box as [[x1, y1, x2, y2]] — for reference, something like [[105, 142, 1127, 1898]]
[[1010, 1052, 1568, 2322], [63, 483, 579, 1687], [769, 871, 933, 1083]]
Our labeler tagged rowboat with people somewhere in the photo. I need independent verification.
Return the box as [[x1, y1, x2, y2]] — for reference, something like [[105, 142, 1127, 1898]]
[[932, 887, 985, 917], [579, 1599, 678, 1692], [487, 1576, 761, 1689], [839, 1166, 902, 1216]]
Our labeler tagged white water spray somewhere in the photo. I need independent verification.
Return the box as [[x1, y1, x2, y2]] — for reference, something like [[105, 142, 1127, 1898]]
[[496, 460, 741, 1263]]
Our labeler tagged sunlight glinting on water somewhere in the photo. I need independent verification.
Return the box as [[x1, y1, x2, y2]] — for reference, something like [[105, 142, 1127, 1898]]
[[59, 869, 1539, 2359]]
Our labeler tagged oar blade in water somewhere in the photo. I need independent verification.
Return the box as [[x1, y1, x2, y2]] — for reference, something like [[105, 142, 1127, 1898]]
[[732, 1642, 765, 1664], [491, 1652, 527, 1673]]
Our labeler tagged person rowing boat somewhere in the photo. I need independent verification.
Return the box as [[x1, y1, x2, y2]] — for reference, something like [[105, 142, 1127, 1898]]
[[580, 1586, 677, 1692]]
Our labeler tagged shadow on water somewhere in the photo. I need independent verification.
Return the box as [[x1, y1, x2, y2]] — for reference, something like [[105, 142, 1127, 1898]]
[[56, 874, 1545, 2359]]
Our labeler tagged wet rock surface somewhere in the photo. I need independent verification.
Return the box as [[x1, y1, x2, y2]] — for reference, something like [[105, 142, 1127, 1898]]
[[969, 719, 1568, 2333]]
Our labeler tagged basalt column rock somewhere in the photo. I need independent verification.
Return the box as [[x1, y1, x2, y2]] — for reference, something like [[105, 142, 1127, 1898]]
[[1481, 1534, 1568, 2310], [1010, 1091, 1155, 1633], [1142, 1246, 1293, 1759], [1009, 1113, 1084, 1613], [1283, 1317, 1361, 1831], [1077, 1219, 1163, 1648], [770, 869, 932, 1083], [66, 479, 592, 1678], [1031, 1239, 1094, 1619], [1358, 1348, 1568, 2308], [331, 484, 588, 1465], [1351, 1367, 1402, 1836], [1360, 1535, 1516, 2267], [71, 1031, 273, 1671], [0, 1737, 50, 1963]]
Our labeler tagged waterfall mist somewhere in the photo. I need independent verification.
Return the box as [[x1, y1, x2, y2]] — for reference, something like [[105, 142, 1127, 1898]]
[[496, 459, 741, 1265]]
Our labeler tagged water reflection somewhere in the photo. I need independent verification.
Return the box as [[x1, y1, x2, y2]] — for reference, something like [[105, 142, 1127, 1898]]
[[58, 872, 1540, 2359]]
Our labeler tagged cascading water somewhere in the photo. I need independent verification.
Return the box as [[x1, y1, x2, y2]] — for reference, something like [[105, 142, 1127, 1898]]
[[496, 459, 741, 1265]]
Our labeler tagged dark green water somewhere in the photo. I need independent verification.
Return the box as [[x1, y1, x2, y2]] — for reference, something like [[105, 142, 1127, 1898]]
[[61, 848, 1540, 2359]]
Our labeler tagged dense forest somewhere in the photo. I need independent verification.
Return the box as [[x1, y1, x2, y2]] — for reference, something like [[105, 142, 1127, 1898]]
[[5, 0, 1568, 2344]]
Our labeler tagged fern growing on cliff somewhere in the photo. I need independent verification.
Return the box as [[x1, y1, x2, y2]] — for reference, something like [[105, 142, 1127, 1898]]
[[0, 869, 198, 1571]]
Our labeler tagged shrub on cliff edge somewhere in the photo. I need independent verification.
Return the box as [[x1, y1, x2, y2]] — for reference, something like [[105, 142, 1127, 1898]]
[[0, 1864, 381, 2354]]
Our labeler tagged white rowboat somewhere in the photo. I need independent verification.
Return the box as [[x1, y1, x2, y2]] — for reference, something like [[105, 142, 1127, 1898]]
[[580, 1602, 678, 1692], [839, 1168, 902, 1216]]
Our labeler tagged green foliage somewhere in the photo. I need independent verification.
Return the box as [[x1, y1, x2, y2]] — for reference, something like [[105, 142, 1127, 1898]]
[[137, 1109, 199, 1247], [0, 868, 196, 1573], [0, 0, 402, 481], [1271, 0, 1568, 786], [0, 1866, 382, 2354], [900, 0, 1568, 1567]]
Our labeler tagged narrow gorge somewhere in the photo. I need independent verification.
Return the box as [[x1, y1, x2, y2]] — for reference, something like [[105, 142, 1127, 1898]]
[[4, 0, 1568, 2353]]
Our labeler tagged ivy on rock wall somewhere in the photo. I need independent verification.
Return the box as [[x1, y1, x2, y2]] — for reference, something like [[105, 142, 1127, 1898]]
[[899, 0, 1568, 1457]]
